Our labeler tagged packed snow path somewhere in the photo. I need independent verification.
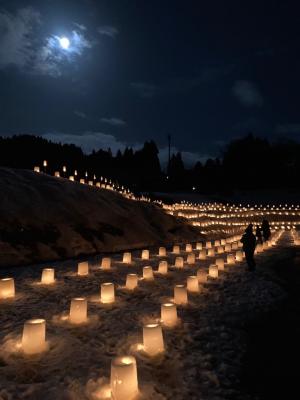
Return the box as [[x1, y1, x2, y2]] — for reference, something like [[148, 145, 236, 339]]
[[0, 232, 294, 400]]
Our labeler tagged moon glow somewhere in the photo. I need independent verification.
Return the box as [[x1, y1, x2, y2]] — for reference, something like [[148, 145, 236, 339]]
[[59, 37, 70, 49]]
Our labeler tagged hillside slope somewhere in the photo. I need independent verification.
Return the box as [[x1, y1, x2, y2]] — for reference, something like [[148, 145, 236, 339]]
[[0, 168, 200, 267]]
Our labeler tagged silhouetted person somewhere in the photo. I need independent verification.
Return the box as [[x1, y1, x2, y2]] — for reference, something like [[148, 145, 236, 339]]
[[255, 225, 263, 244], [241, 224, 256, 271], [262, 219, 271, 241]]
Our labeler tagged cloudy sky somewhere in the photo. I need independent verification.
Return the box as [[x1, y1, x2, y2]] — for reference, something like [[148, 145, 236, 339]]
[[0, 0, 300, 165]]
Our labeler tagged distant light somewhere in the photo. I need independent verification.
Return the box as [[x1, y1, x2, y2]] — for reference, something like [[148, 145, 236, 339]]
[[59, 37, 70, 49], [192, 186, 196, 191]]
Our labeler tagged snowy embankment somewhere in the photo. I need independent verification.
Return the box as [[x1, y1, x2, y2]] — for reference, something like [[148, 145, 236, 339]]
[[0, 167, 199, 268], [0, 233, 289, 399]]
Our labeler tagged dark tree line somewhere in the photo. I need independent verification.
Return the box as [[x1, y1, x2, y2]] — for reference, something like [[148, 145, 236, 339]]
[[0, 133, 300, 193]]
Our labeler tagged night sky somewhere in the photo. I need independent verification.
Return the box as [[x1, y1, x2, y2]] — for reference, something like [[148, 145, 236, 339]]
[[0, 0, 300, 166]]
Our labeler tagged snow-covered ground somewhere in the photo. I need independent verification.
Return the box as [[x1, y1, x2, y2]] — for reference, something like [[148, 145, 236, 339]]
[[0, 233, 290, 400]]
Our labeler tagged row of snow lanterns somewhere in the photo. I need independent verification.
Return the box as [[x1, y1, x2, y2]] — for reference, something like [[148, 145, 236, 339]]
[[0, 233, 283, 399], [33, 163, 133, 197]]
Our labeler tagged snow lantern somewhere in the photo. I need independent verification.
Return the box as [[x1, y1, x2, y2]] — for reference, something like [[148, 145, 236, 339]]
[[101, 283, 115, 303], [22, 319, 46, 354], [0, 278, 15, 299], [111, 356, 138, 400], [143, 323, 164, 356]]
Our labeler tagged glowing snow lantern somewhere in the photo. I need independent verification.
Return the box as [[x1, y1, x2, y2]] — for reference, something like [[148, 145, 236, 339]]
[[22, 319, 46, 354], [173, 245, 180, 254], [209, 265, 218, 278], [187, 253, 195, 264], [0, 278, 15, 299], [80, 178, 85, 184], [217, 246, 224, 254], [227, 254, 235, 265], [41, 268, 55, 284], [143, 323, 164, 355], [69, 175, 74, 181], [141, 249, 149, 260], [101, 283, 115, 303], [158, 260, 168, 275], [69, 297, 88, 324], [207, 248, 215, 257], [54, 171, 60, 177], [216, 258, 225, 270], [110, 356, 138, 400], [161, 303, 178, 327], [225, 244, 231, 252], [215, 240, 221, 247], [174, 285, 188, 305], [126, 274, 138, 290], [123, 252, 132, 263], [221, 239, 226, 245], [34, 166, 40, 173], [196, 242, 203, 250], [235, 251, 243, 262], [143, 266, 154, 280], [199, 249, 207, 260], [175, 257, 184, 268], [185, 244, 192, 252], [206, 241, 212, 249], [101, 257, 111, 270], [159, 247, 166, 256], [187, 276, 199, 292], [197, 269, 207, 283], [78, 261, 89, 276]]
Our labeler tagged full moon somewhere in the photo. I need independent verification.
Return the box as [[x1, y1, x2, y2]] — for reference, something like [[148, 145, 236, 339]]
[[59, 37, 70, 49]]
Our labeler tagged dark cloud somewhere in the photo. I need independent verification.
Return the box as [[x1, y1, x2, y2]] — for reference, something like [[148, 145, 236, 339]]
[[101, 117, 126, 127], [74, 110, 87, 119], [97, 25, 119, 38], [232, 80, 264, 107]]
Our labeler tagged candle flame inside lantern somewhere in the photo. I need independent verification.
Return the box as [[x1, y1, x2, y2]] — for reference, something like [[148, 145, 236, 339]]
[[187, 276, 199, 292], [22, 318, 46, 354], [41, 268, 55, 284], [101, 283, 115, 303], [69, 297, 88, 324], [143, 323, 164, 356], [175, 256, 184, 268], [123, 252, 132, 264], [158, 260, 168, 275], [141, 249, 149, 260], [126, 274, 138, 290], [101, 257, 111, 270], [78, 261, 89, 276], [174, 285, 188, 305], [110, 356, 139, 400], [161, 303, 178, 327]]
